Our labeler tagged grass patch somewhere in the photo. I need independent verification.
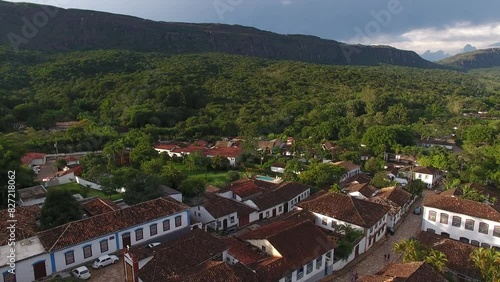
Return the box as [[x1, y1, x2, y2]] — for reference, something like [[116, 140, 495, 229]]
[[170, 163, 233, 187], [48, 182, 123, 201]]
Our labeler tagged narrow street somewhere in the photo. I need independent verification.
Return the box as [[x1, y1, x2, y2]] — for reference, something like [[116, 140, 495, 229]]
[[324, 193, 425, 282]]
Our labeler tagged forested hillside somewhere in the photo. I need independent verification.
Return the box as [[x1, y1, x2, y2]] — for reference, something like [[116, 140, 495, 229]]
[[439, 48, 500, 70], [1, 47, 498, 140]]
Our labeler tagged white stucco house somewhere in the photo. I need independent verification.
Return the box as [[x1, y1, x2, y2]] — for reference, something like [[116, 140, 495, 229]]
[[232, 219, 336, 282], [270, 163, 286, 174], [330, 161, 361, 182], [18, 185, 48, 207], [0, 197, 191, 282], [369, 186, 413, 230], [422, 189, 500, 249], [21, 152, 46, 168], [296, 191, 390, 269], [191, 193, 257, 231], [413, 166, 443, 189]]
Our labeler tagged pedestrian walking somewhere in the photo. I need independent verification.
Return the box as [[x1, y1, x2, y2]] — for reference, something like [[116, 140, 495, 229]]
[[387, 253, 391, 260]]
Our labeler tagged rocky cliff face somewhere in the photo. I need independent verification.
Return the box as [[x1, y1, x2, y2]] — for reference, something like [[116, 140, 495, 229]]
[[0, 1, 439, 68], [439, 48, 500, 70]]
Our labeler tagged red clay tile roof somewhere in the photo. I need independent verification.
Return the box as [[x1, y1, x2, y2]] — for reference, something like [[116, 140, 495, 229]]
[[238, 220, 335, 270], [333, 161, 360, 172], [154, 144, 179, 150], [249, 182, 310, 210], [377, 187, 412, 207], [202, 194, 257, 218], [342, 174, 372, 186], [344, 182, 378, 198], [205, 185, 221, 193], [179, 261, 259, 282], [21, 152, 46, 165], [138, 229, 228, 281], [297, 191, 390, 228], [413, 166, 440, 175], [81, 198, 121, 216], [359, 262, 447, 282], [223, 237, 270, 266], [367, 197, 400, 216], [424, 193, 500, 222], [225, 179, 268, 199], [204, 146, 242, 158], [416, 232, 482, 280], [254, 257, 292, 282], [0, 206, 41, 245], [38, 197, 189, 251]]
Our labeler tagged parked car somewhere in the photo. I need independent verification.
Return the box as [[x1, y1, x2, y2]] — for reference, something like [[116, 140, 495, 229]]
[[145, 242, 161, 248], [92, 254, 119, 269], [413, 206, 422, 215], [72, 266, 91, 280]]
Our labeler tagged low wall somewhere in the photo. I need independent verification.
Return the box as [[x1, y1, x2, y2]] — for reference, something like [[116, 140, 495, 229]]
[[75, 176, 102, 190]]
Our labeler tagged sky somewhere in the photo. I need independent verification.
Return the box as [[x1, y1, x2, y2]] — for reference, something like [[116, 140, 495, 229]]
[[5, 0, 500, 58]]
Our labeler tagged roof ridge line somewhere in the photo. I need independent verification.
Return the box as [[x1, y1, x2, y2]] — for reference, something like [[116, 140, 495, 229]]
[[49, 223, 71, 251]]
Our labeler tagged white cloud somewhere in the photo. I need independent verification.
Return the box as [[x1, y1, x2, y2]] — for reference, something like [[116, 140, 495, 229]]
[[280, 0, 292, 6], [347, 21, 500, 55]]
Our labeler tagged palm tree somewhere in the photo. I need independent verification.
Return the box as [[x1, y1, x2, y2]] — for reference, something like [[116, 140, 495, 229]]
[[470, 248, 500, 282], [393, 239, 425, 263], [425, 250, 448, 272]]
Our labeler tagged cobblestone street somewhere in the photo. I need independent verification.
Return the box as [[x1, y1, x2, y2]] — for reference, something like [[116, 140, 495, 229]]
[[323, 193, 425, 282]]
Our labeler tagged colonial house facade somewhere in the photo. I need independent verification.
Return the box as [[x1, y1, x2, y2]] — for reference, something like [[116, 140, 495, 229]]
[[296, 191, 390, 267], [422, 189, 500, 249], [413, 166, 443, 188], [191, 193, 257, 231], [0, 197, 191, 282], [233, 219, 336, 282], [371, 187, 413, 230]]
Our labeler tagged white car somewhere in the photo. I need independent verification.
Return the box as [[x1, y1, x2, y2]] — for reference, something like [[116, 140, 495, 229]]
[[72, 266, 91, 280], [145, 242, 161, 248], [92, 254, 119, 269]]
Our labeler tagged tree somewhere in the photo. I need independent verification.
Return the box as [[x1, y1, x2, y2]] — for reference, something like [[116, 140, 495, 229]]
[[99, 175, 119, 199], [370, 171, 396, 189], [405, 179, 427, 196], [361, 126, 398, 156], [183, 151, 209, 171], [178, 178, 206, 197], [460, 184, 489, 202], [425, 250, 448, 272], [130, 141, 158, 166], [393, 239, 426, 263], [298, 162, 346, 188], [55, 159, 68, 169], [470, 248, 500, 282], [334, 224, 364, 260], [364, 157, 385, 175], [464, 125, 496, 146], [80, 153, 110, 182], [227, 171, 240, 182], [211, 155, 230, 171], [123, 174, 163, 205], [40, 190, 82, 230], [162, 164, 187, 189], [329, 183, 343, 193], [140, 158, 167, 175], [442, 178, 461, 191]]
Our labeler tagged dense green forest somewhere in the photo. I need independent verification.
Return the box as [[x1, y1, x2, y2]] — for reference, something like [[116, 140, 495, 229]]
[[1, 47, 500, 202]]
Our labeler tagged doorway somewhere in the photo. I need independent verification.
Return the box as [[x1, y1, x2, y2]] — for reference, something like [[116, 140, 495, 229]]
[[33, 261, 47, 280], [122, 233, 131, 249]]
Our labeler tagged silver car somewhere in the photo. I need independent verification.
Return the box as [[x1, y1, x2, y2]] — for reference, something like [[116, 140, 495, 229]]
[[92, 254, 119, 269]]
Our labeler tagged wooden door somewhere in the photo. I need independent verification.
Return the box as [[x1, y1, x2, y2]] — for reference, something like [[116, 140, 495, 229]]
[[122, 233, 131, 249], [33, 261, 47, 280]]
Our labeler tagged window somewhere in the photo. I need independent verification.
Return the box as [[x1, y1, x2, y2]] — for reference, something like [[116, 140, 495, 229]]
[[306, 261, 313, 274], [100, 240, 108, 253], [316, 257, 322, 269], [230, 216, 235, 223], [331, 221, 338, 229], [83, 245, 92, 259], [471, 240, 480, 247], [297, 267, 304, 279], [326, 251, 332, 260], [322, 218, 327, 225], [465, 219, 475, 231], [427, 228, 436, 234], [150, 224, 158, 236], [279, 206, 283, 212], [439, 213, 448, 224], [428, 211, 436, 221], [452, 216, 461, 227], [261, 245, 266, 252], [3, 272, 15, 282], [65, 251, 75, 265], [481, 243, 490, 248], [370, 227, 374, 233], [175, 216, 182, 227], [135, 228, 144, 241], [479, 223, 489, 234], [284, 274, 292, 282], [163, 219, 171, 231], [494, 226, 500, 237], [266, 211, 270, 217]]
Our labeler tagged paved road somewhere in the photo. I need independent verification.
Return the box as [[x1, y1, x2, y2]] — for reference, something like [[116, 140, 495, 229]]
[[328, 194, 425, 282]]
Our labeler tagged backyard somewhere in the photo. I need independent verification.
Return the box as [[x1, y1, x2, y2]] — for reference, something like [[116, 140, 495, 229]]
[[48, 183, 123, 201], [170, 163, 238, 187]]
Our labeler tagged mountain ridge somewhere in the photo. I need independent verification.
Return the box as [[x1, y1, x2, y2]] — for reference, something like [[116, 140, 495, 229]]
[[439, 48, 500, 70], [0, 1, 442, 69]]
